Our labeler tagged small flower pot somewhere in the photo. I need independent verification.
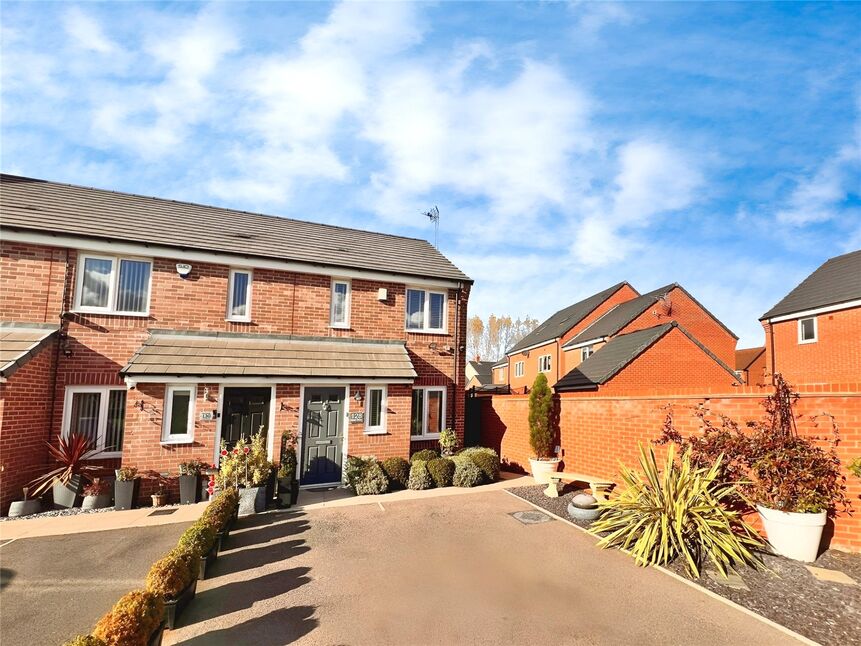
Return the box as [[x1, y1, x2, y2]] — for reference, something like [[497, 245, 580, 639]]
[[8, 499, 41, 517], [238, 486, 266, 516], [757, 504, 827, 562], [52, 475, 84, 509], [567, 501, 603, 522], [114, 478, 141, 510], [528, 458, 561, 485], [277, 477, 292, 508], [82, 493, 113, 510], [178, 474, 202, 505], [198, 541, 219, 580], [163, 578, 197, 629], [290, 479, 299, 506], [148, 620, 166, 646], [151, 493, 169, 507]]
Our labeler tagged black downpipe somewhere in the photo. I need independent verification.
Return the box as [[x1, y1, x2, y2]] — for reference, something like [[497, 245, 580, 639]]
[[47, 249, 70, 446]]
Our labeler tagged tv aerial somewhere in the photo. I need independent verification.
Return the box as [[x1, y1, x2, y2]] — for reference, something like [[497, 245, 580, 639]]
[[423, 206, 440, 248]]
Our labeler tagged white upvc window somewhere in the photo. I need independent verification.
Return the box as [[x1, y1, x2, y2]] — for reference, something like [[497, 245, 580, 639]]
[[227, 268, 252, 321], [538, 354, 552, 373], [405, 288, 447, 333], [330, 279, 351, 328], [74, 253, 152, 315], [162, 385, 196, 443], [410, 386, 446, 439], [581, 346, 594, 361], [364, 385, 387, 434], [514, 361, 525, 378], [62, 386, 127, 456], [798, 317, 817, 344]]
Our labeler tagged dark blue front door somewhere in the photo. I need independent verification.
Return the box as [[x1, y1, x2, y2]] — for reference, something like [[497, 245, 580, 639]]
[[301, 387, 345, 485]]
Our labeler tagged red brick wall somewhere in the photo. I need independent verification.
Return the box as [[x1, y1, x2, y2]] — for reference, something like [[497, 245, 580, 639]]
[[0, 243, 66, 323], [481, 384, 861, 553], [347, 384, 412, 460], [764, 307, 861, 385], [0, 338, 56, 514]]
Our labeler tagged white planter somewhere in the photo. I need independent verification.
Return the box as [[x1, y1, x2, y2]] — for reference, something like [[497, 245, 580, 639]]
[[528, 458, 561, 484], [757, 504, 826, 563]]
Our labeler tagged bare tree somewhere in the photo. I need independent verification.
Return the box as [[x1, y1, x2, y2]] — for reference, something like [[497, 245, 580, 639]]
[[467, 314, 540, 361]]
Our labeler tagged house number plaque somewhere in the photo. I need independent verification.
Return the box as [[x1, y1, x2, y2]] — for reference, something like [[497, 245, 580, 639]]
[[348, 412, 364, 423], [199, 411, 213, 421]]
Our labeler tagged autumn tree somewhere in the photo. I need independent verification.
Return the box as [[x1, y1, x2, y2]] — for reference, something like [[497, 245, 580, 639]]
[[466, 314, 540, 361]]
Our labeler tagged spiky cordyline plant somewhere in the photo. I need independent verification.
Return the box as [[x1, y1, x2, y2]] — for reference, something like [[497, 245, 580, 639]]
[[28, 432, 103, 497], [589, 444, 764, 578]]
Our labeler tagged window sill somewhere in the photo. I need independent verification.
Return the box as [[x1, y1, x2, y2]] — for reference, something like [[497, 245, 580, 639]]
[[364, 430, 388, 436], [411, 434, 440, 441], [226, 318, 252, 324], [160, 439, 194, 446], [405, 329, 448, 336], [330, 324, 351, 330], [71, 310, 149, 318], [798, 339, 818, 345]]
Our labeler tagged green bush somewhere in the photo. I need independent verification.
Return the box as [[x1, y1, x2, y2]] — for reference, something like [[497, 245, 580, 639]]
[[452, 456, 483, 487], [408, 460, 433, 490], [178, 522, 216, 557], [460, 447, 500, 482], [356, 461, 389, 495], [92, 589, 164, 646], [590, 444, 764, 578], [63, 637, 107, 646], [381, 457, 410, 489], [411, 449, 439, 463], [426, 458, 455, 487], [529, 373, 555, 458]]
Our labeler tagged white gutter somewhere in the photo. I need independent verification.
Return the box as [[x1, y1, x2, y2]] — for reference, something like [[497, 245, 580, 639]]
[[506, 338, 560, 356], [765, 299, 861, 323], [125, 376, 414, 386], [561, 337, 605, 351]]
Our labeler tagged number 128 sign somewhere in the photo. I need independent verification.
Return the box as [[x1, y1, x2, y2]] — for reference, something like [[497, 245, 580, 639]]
[[348, 412, 364, 423]]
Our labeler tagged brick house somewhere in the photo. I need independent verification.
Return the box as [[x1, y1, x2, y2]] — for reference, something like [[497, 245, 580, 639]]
[[760, 249, 861, 385], [0, 174, 471, 513], [734, 347, 766, 386], [465, 360, 494, 390]]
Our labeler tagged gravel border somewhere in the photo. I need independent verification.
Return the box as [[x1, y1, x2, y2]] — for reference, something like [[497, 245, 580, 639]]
[[0, 503, 183, 522], [509, 484, 860, 646]]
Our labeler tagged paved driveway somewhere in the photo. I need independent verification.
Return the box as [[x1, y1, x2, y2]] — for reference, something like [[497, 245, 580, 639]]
[[0, 522, 190, 646], [166, 491, 795, 646]]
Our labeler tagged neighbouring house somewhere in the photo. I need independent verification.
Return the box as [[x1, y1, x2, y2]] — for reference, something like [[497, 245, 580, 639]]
[[503, 282, 639, 391], [491, 359, 507, 385], [734, 347, 766, 385], [760, 249, 861, 386], [465, 359, 495, 390], [0, 174, 471, 513]]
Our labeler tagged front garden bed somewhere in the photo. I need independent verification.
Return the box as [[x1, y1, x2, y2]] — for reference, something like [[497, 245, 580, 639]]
[[509, 484, 860, 646]]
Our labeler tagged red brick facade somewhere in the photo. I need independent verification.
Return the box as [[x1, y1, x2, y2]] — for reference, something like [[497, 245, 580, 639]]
[[0, 238, 469, 512]]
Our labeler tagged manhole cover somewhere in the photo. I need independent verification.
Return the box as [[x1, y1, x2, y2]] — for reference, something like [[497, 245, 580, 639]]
[[148, 508, 177, 517], [510, 510, 553, 525]]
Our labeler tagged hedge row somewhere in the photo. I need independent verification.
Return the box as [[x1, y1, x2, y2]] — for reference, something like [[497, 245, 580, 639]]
[[347, 447, 500, 496]]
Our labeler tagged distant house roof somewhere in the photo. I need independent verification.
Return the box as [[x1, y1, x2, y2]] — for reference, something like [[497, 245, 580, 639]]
[[121, 330, 416, 380], [0, 174, 471, 284], [760, 249, 861, 320], [735, 347, 765, 371], [466, 360, 495, 386], [555, 322, 738, 392], [0, 322, 58, 381], [491, 359, 508, 369], [507, 282, 634, 355]]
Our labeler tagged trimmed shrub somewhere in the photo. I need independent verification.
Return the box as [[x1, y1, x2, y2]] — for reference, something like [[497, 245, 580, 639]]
[[63, 637, 106, 646], [410, 449, 439, 463], [145, 551, 194, 600], [460, 447, 500, 482], [178, 522, 216, 557], [427, 458, 455, 487], [529, 372, 555, 458], [355, 461, 389, 496], [200, 488, 237, 532], [166, 546, 199, 578], [452, 456, 482, 488], [408, 460, 433, 490], [381, 457, 410, 489], [92, 589, 164, 646], [345, 455, 373, 492]]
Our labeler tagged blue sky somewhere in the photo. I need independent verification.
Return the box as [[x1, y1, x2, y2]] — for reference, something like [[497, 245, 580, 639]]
[[2, 1, 859, 347]]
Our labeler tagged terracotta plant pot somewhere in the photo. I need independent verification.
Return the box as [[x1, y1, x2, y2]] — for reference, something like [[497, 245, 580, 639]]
[[151, 493, 168, 507], [528, 457, 561, 484]]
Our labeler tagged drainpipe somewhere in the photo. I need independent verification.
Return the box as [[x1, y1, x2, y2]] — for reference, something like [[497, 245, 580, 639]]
[[452, 282, 462, 433], [48, 249, 71, 447], [767, 320, 776, 385]]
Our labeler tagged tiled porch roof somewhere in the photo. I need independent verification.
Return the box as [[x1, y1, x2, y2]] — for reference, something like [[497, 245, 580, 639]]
[[120, 330, 417, 380], [0, 322, 59, 381]]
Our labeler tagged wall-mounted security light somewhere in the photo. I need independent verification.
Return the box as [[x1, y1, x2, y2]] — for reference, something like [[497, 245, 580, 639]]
[[176, 263, 192, 278], [377, 288, 388, 301]]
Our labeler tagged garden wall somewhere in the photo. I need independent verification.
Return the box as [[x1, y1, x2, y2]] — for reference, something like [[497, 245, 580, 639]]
[[480, 383, 861, 553]]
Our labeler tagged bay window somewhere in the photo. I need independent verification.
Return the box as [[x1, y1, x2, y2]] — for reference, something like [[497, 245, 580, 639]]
[[75, 253, 152, 315]]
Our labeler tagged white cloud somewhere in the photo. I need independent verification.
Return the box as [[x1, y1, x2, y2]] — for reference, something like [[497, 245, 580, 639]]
[[62, 7, 118, 54], [569, 1, 634, 41]]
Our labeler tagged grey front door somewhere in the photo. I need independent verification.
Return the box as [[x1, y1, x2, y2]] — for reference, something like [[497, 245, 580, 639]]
[[301, 387, 345, 485], [222, 387, 271, 450]]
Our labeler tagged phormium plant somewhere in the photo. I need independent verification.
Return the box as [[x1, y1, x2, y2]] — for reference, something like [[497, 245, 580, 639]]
[[28, 432, 103, 497]]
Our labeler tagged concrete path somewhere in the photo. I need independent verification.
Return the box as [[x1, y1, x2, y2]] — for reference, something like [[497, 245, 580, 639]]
[[165, 490, 796, 646]]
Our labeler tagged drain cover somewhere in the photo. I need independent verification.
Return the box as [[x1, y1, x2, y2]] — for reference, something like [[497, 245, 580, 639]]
[[510, 510, 553, 525], [148, 508, 177, 516]]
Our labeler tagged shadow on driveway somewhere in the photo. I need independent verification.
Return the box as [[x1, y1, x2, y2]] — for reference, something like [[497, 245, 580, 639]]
[[177, 605, 318, 645]]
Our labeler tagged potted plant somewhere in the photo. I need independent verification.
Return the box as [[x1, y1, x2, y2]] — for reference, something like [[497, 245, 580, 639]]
[[439, 427, 458, 457], [146, 471, 172, 507], [82, 478, 113, 510], [178, 459, 206, 505], [178, 521, 218, 579], [217, 432, 270, 516], [527, 373, 560, 483], [200, 488, 240, 550], [114, 466, 141, 510], [28, 432, 103, 509], [277, 441, 299, 507], [7, 487, 41, 518], [92, 589, 165, 646], [145, 549, 197, 629]]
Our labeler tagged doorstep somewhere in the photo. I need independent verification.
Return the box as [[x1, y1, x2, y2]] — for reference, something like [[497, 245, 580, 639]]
[[0, 502, 208, 540]]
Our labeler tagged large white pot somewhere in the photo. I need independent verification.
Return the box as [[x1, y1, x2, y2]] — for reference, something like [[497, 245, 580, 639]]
[[757, 504, 826, 563], [528, 458, 561, 484]]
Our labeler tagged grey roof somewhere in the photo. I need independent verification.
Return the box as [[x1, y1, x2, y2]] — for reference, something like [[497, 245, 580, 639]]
[[467, 360, 494, 378], [507, 282, 633, 355], [563, 283, 675, 347], [0, 174, 470, 283], [760, 249, 861, 320], [555, 322, 738, 392], [0, 322, 58, 380], [121, 330, 417, 380]]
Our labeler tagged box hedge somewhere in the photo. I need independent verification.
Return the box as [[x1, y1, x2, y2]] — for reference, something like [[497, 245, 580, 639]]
[[452, 456, 483, 487], [410, 449, 439, 463], [408, 460, 433, 490], [427, 458, 455, 487], [381, 457, 410, 489], [92, 589, 164, 646]]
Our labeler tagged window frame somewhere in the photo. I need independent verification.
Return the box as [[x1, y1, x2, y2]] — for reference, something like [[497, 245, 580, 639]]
[[364, 385, 387, 435], [73, 253, 153, 316], [162, 384, 196, 444], [330, 278, 352, 329], [514, 361, 525, 378], [62, 385, 127, 457], [580, 346, 594, 362], [538, 354, 552, 373], [227, 268, 253, 322], [410, 386, 446, 440], [404, 287, 447, 334], [798, 316, 818, 344]]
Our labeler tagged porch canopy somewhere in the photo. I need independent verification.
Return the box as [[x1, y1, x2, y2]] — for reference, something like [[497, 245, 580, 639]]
[[0, 322, 58, 381], [120, 330, 417, 382]]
